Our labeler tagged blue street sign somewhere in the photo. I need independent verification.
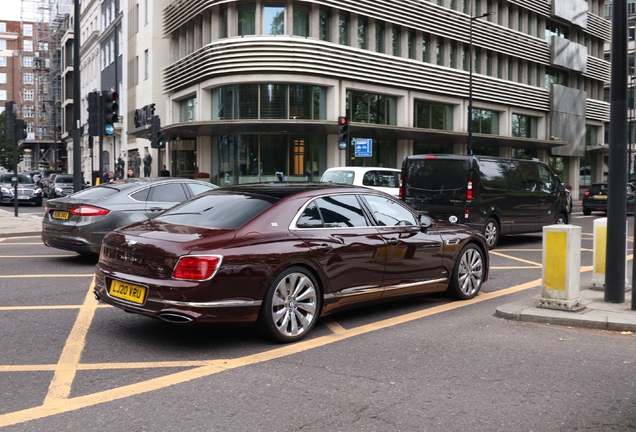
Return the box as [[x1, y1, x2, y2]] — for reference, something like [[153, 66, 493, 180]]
[[338, 141, 346, 150], [354, 138, 372, 157], [104, 124, 115, 135]]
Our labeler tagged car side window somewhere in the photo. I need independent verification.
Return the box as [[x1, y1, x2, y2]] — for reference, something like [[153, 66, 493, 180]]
[[186, 183, 216, 196], [537, 165, 555, 193], [130, 188, 150, 201], [363, 194, 416, 226], [296, 201, 324, 228], [315, 195, 368, 228], [149, 183, 188, 202]]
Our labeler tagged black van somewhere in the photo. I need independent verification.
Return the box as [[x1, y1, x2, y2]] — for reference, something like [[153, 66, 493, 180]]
[[400, 155, 571, 248]]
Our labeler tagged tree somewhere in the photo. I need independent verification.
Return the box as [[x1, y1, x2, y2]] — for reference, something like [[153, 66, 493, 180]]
[[0, 111, 24, 171]]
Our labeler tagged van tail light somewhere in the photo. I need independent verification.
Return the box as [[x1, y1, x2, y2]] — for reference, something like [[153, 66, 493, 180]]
[[399, 172, 405, 198], [70, 205, 110, 216], [464, 209, 470, 219], [173, 255, 223, 281], [466, 175, 474, 200]]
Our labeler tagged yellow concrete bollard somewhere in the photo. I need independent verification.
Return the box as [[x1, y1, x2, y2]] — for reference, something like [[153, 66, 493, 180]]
[[537, 224, 583, 311], [590, 218, 630, 290]]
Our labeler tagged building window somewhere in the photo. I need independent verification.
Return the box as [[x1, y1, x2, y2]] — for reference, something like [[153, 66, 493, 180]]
[[0, 72, 6, 84], [145, 0, 149, 25], [264, 3, 285, 35], [358, 17, 367, 49], [545, 21, 569, 43], [23, 73, 34, 84], [24, 89, 34, 101], [39, 42, 48, 51], [212, 84, 326, 120], [423, 34, 430, 63], [375, 21, 385, 53], [346, 90, 397, 125], [512, 114, 538, 138], [436, 39, 444, 66], [23, 106, 34, 118], [471, 109, 499, 134], [585, 125, 599, 146], [0, 40, 5, 50], [339, 13, 350, 46], [545, 68, 568, 89], [319, 9, 330, 41], [23, 57, 33, 68], [238, 3, 256, 36], [219, 7, 228, 38], [23, 24, 33, 36], [408, 30, 416, 59], [414, 100, 454, 130], [144, 49, 149, 80], [0, 56, 6, 67], [180, 97, 197, 122], [0, 23, 5, 32], [486, 50, 492, 76], [0, 90, 6, 100], [392, 25, 400, 56], [110, 39, 115, 64], [414, 142, 454, 155], [293, 4, 310, 37], [462, 43, 469, 71], [24, 40, 33, 51]]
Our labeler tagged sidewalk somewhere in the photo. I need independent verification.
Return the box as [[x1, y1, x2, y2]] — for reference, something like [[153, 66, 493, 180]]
[[1, 205, 635, 332], [0, 206, 43, 237]]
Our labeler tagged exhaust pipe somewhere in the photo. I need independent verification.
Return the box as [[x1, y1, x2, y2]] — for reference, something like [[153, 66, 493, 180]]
[[159, 312, 196, 324], [93, 291, 101, 301]]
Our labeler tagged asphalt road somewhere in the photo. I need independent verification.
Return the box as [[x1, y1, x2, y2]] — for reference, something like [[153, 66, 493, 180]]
[[0, 209, 634, 431]]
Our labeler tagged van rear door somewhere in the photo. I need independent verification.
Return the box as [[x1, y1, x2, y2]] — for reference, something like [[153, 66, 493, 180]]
[[402, 156, 470, 223]]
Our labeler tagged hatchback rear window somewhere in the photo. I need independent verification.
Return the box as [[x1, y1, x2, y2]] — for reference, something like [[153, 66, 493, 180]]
[[70, 186, 120, 199], [588, 184, 608, 194], [156, 192, 279, 229]]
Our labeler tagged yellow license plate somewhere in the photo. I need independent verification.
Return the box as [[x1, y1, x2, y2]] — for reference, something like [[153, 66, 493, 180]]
[[108, 279, 147, 305], [52, 211, 70, 220], [594, 195, 607, 199]]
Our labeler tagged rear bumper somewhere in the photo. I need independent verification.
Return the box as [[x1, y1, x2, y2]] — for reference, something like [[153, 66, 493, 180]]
[[41, 229, 101, 254]]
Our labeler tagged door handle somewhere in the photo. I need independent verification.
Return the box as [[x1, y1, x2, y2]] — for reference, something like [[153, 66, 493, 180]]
[[386, 237, 399, 245], [316, 243, 333, 253], [148, 207, 164, 212]]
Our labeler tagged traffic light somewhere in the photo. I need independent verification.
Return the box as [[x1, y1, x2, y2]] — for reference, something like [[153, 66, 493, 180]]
[[87, 92, 100, 136], [15, 119, 27, 140], [101, 90, 119, 135], [148, 115, 165, 149], [338, 116, 349, 146], [4, 101, 16, 141]]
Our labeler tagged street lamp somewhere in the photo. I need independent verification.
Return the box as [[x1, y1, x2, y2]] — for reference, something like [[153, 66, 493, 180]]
[[468, 11, 495, 156]]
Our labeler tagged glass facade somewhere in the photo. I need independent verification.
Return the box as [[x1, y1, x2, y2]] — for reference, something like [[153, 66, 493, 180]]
[[512, 114, 538, 138], [213, 134, 326, 185], [180, 97, 197, 122], [471, 109, 499, 135], [346, 91, 397, 125], [413, 142, 454, 154], [212, 84, 326, 120], [349, 139, 397, 168], [414, 100, 453, 130]]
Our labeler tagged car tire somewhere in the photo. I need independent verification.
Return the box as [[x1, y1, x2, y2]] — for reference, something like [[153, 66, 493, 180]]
[[555, 213, 567, 224], [583, 208, 591, 216], [446, 244, 485, 300], [483, 217, 499, 249], [259, 266, 321, 343]]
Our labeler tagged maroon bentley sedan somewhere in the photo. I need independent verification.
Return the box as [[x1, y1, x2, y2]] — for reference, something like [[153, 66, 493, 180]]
[[94, 182, 489, 343]]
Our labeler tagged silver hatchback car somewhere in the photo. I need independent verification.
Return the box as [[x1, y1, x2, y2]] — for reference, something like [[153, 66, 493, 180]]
[[42, 178, 218, 255]]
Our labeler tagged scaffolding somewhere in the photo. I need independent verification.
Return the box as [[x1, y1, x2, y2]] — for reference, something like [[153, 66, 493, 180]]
[[20, 0, 72, 170]]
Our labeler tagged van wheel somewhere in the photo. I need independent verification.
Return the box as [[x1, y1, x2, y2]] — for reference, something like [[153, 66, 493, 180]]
[[483, 218, 499, 249], [555, 213, 567, 224], [447, 244, 484, 300]]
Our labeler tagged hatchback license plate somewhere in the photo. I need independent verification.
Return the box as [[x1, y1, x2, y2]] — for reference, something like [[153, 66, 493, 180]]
[[52, 211, 70, 220], [594, 195, 607, 200], [109, 279, 147, 305]]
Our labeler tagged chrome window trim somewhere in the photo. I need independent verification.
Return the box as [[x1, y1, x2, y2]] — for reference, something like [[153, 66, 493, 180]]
[[150, 298, 262, 308]]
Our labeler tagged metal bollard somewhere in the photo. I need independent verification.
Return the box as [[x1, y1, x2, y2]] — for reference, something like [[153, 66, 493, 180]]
[[590, 218, 630, 290], [537, 224, 584, 311]]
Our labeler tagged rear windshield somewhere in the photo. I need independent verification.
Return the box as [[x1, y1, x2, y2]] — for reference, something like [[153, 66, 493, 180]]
[[70, 185, 121, 199], [156, 192, 279, 229], [320, 170, 355, 185], [588, 184, 608, 194], [361, 171, 400, 188], [405, 159, 468, 192]]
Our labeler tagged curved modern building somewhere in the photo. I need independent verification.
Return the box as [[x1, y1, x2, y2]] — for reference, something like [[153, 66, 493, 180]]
[[153, 0, 610, 199]]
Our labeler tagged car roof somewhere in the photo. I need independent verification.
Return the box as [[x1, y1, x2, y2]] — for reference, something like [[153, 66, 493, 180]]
[[221, 181, 371, 199], [323, 166, 400, 173]]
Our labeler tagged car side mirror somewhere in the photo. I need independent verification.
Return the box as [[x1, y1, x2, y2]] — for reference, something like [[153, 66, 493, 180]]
[[420, 214, 433, 229]]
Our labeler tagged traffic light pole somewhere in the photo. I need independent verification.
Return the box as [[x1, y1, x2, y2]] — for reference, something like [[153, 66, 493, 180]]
[[12, 122, 18, 217]]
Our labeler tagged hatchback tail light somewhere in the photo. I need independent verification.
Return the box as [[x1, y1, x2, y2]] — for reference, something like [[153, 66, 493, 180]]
[[399, 172, 405, 198], [70, 205, 110, 216], [584, 190, 591, 197], [173, 255, 223, 281]]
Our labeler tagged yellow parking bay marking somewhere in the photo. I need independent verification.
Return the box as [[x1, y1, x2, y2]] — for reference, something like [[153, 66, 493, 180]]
[[322, 317, 348, 334], [0, 265, 596, 428], [0, 305, 110, 311], [0, 255, 77, 258], [0, 274, 94, 279], [489, 251, 541, 267]]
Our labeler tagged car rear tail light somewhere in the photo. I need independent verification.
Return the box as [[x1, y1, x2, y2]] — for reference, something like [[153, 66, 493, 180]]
[[45, 203, 50, 213], [70, 205, 110, 216], [399, 172, 405, 198], [424, 155, 436, 160], [584, 190, 591, 197], [173, 255, 223, 281], [464, 209, 470, 219], [466, 175, 474, 200]]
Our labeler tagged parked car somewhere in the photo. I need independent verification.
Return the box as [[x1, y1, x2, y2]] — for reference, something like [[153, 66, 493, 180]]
[[400, 155, 571, 249], [93, 182, 489, 343], [320, 166, 401, 196], [42, 174, 75, 199], [42, 178, 219, 255], [582, 183, 636, 215], [37, 169, 64, 188], [0, 173, 43, 207]]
